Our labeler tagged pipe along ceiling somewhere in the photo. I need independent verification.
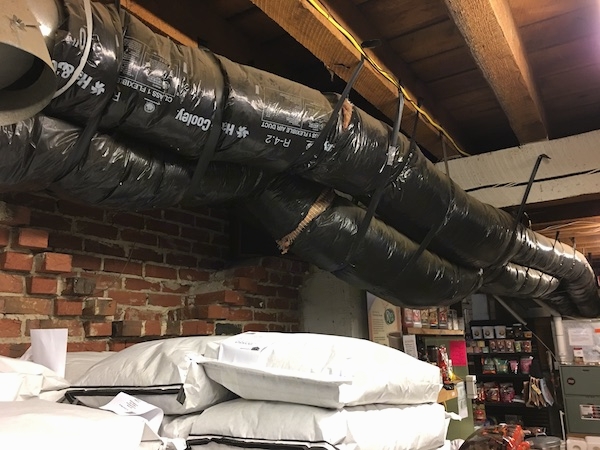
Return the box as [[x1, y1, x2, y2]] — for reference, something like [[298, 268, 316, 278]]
[[2, 0, 599, 317]]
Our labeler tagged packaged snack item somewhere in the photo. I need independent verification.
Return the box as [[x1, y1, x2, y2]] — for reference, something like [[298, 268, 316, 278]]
[[514, 341, 522, 352], [402, 308, 414, 327], [522, 340, 532, 353], [489, 340, 498, 352], [497, 339, 506, 352], [471, 326, 483, 339], [509, 359, 519, 374], [495, 358, 509, 374], [500, 383, 515, 403], [520, 356, 533, 374], [485, 383, 501, 402], [482, 357, 496, 374], [438, 306, 449, 329], [505, 339, 515, 353], [412, 309, 422, 328], [438, 346, 452, 384], [429, 308, 439, 328], [420, 309, 430, 328]]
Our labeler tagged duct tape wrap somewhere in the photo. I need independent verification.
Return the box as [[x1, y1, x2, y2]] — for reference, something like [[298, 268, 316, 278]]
[[481, 264, 559, 298], [246, 176, 482, 307]]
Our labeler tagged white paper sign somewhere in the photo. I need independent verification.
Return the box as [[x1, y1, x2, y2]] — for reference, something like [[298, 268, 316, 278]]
[[568, 327, 595, 347], [30, 328, 67, 377], [100, 392, 163, 441], [456, 382, 469, 419], [402, 334, 419, 359]]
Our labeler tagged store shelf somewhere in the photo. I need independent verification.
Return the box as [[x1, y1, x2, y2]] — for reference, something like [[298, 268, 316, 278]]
[[468, 352, 533, 357], [476, 373, 531, 380], [480, 402, 529, 408], [406, 327, 464, 336]]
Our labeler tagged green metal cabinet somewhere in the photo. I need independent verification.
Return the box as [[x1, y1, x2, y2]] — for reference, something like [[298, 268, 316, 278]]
[[560, 365, 600, 435]]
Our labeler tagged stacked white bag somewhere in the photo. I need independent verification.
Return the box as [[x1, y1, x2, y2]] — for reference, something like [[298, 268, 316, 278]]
[[176, 332, 449, 450]]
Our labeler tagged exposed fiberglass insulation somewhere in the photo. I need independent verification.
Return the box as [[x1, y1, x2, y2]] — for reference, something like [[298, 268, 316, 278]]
[[1, 0, 598, 316]]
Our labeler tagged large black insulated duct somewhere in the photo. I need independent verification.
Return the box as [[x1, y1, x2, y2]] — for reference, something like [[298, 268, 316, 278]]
[[1, 0, 597, 316]]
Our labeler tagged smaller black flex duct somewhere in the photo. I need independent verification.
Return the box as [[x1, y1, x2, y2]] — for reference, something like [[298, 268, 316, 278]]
[[0, 115, 190, 209], [242, 175, 483, 307]]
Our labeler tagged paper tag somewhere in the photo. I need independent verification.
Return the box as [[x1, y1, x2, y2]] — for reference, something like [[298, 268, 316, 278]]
[[100, 392, 163, 440], [218, 333, 278, 365]]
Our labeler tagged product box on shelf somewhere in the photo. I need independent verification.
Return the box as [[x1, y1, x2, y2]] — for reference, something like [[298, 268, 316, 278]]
[[367, 293, 402, 346]]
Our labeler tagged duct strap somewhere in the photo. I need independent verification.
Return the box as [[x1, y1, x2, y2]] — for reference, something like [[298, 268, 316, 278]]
[[189, 49, 228, 194], [276, 190, 335, 254]]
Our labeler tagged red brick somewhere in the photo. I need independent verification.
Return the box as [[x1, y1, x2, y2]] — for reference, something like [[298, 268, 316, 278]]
[[164, 209, 196, 226], [212, 234, 229, 246], [143, 209, 163, 219], [159, 235, 194, 252], [107, 290, 147, 306], [71, 254, 102, 271], [226, 277, 259, 293], [30, 211, 70, 230], [243, 322, 269, 332], [109, 212, 144, 229], [277, 287, 298, 299], [58, 200, 103, 221], [267, 298, 290, 309], [0, 273, 24, 293], [95, 274, 122, 290], [195, 217, 223, 232], [165, 253, 197, 267], [181, 320, 214, 336], [3, 297, 52, 315], [103, 259, 143, 276], [145, 264, 177, 280], [0, 251, 33, 271], [0, 202, 30, 226], [84, 321, 113, 337], [192, 243, 221, 258], [144, 320, 162, 336], [108, 341, 128, 351], [113, 320, 143, 337], [0, 342, 29, 357], [84, 240, 125, 258], [245, 296, 266, 309], [180, 226, 211, 242], [83, 298, 116, 316], [17, 228, 49, 249], [123, 308, 162, 321], [253, 311, 277, 321], [228, 308, 253, 321], [0, 318, 21, 337], [277, 311, 299, 323], [256, 285, 277, 296], [124, 278, 160, 291], [195, 304, 230, 320], [121, 229, 158, 247], [232, 266, 268, 281], [76, 221, 118, 240], [147, 293, 182, 308], [179, 268, 210, 282], [67, 341, 108, 352], [0, 228, 10, 247], [130, 248, 163, 263], [54, 299, 83, 316], [161, 283, 190, 294], [27, 277, 57, 295], [269, 272, 293, 285], [36, 252, 72, 273], [146, 218, 179, 235], [194, 290, 245, 306], [33, 319, 84, 337], [268, 323, 286, 332], [48, 232, 84, 251]]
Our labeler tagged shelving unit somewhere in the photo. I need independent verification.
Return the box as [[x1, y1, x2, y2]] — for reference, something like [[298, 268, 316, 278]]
[[467, 320, 560, 434], [406, 327, 464, 336]]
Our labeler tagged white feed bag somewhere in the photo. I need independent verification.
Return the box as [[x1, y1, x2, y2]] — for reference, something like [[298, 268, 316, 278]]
[[0, 399, 153, 450], [202, 332, 442, 408], [187, 398, 449, 450], [64, 351, 115, 384], [70, 336, 232, 414], [0, 355, 69, 401]]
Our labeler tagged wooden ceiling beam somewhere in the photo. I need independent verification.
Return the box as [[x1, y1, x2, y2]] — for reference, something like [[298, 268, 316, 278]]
[[444, 0, 548, 143], [249, 0, 464, 159]]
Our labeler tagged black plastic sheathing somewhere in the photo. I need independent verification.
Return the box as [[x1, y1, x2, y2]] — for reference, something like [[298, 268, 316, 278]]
[[481, 264, 559, 299], [0, 115, 190, 209], [244, 176, 483, 307], [3, 0, 596, 315], [47, 0, 122, 120]]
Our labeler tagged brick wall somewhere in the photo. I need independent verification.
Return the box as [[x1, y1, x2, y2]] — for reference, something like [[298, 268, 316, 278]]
[[0, 193, 307, 357]]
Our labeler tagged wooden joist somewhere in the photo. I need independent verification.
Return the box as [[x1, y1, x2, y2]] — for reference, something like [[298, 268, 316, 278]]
[[444, 0, 548, 143]]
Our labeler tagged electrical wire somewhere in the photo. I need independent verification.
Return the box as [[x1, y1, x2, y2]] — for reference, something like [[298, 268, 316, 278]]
[[306, 0, 471, 157]]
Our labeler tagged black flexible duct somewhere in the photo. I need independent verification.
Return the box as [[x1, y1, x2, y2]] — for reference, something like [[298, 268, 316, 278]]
[[2, 0, 598, 316]]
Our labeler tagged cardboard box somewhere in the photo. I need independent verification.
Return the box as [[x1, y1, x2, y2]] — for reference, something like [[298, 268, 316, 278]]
[[367, 293, 402, 346]]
